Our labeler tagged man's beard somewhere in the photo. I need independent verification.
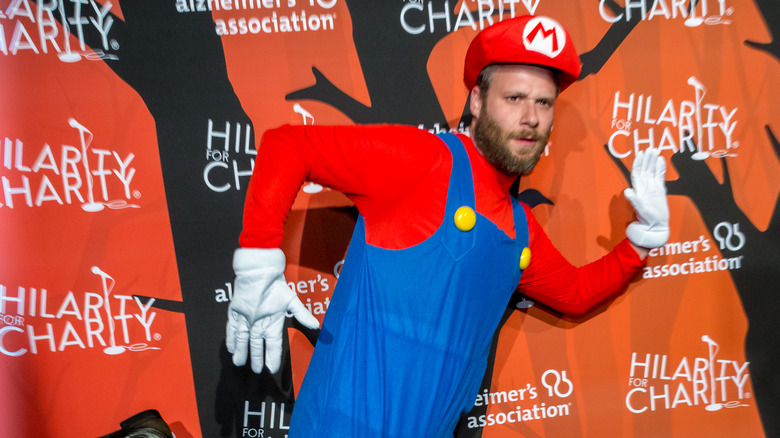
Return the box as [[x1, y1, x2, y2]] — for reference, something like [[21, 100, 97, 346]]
[[472, 111, 550, 176]]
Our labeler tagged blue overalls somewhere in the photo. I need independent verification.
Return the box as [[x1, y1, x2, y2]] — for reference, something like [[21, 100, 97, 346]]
[[289, 133, 529, 437]]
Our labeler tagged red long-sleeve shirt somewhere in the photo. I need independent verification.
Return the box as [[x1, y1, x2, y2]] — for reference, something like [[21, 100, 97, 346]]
[[240, 124, 644, 315]]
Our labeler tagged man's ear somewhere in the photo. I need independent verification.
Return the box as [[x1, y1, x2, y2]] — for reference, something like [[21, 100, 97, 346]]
[[469, 86, 482, 119]]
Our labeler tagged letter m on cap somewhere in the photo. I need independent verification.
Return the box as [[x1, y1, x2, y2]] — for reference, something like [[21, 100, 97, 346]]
[[522, 17, 565, 58]]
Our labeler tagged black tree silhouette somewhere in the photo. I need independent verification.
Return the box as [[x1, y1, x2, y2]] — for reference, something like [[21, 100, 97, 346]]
[[745, 0, 780, 62], [52, 2, 262, 436], [668, 131, 780, 438], [608, 126, 780, 437]]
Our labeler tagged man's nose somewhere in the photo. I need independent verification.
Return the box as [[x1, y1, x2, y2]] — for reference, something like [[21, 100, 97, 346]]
[[519, 101, 539, 128]]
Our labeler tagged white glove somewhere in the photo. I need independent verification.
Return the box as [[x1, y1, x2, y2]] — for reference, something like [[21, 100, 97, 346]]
[[226, 248, 320, 373], [623, 147, 670, 249]]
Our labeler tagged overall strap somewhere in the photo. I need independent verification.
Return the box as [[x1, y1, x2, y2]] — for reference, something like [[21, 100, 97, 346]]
[[437, 133, 476, 260], [437, 133, 475, 210], [511, 196, 529, 252]]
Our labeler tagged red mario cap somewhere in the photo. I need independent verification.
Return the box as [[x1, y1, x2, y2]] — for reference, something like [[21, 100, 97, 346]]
[[464, 15, 581, 92]]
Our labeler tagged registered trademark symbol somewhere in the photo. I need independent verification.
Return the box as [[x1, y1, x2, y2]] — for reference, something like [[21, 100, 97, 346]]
[[154, 333, 162, 341], [111, 39, 120, 50], [133, 190, 142, 199]]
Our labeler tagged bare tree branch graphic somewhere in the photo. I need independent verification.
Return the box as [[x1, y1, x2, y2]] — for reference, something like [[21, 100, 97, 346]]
[[745, 0, 780, 62], [285, 0, 452, 126], [578, 0, 642, 79]]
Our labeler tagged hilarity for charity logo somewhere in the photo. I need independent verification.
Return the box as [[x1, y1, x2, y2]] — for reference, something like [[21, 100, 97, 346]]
[[203, 118, 256, 193], [400, 0, 543, 35], [1, 118, 139, 210], [625, 335, 751, 414], [0, 266, 161, 357], [607, 76, 739, 161], [598, 0, 733, 26], [1, 0, 119, 62]]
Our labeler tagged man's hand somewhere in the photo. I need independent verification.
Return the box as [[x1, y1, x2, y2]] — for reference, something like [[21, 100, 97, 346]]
[[624, 147, 670, 249], [227, 248, 320, 374]]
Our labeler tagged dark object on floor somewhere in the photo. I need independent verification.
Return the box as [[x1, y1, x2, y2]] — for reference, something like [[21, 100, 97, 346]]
[[97, 409, 174, 438]]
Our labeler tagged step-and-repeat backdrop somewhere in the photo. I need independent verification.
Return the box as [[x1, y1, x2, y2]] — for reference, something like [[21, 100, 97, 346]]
[[1, 1, 777, 437]]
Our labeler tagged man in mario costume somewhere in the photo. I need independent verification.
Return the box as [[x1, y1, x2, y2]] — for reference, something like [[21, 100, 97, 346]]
[[225, 15, 670, 437]]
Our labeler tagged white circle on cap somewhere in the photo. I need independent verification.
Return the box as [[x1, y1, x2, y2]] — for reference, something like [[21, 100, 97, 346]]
[[522, 16, 566, 58]]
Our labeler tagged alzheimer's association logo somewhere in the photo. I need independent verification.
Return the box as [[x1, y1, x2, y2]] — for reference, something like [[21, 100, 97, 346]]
[[523, 16, 566, 58]]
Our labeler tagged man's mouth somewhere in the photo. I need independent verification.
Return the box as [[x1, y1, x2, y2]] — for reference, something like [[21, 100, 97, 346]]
[[511, 132, 540, 147]]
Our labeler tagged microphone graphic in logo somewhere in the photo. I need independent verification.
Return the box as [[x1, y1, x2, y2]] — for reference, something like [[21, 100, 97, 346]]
[[68, 119, 139, 211], [69, 119, 105, 212], [292, 104, 323, 194], [294, 103, 314, 126], [702, 334, 723, 411], [92, 266, 160, 355], [686, 77, 710, 161], [57, 0, 82, 63], [92, 266, 124, 355]]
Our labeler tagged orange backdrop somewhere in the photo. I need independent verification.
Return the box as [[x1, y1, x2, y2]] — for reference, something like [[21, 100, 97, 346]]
[[1, 0, 777, 437]]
